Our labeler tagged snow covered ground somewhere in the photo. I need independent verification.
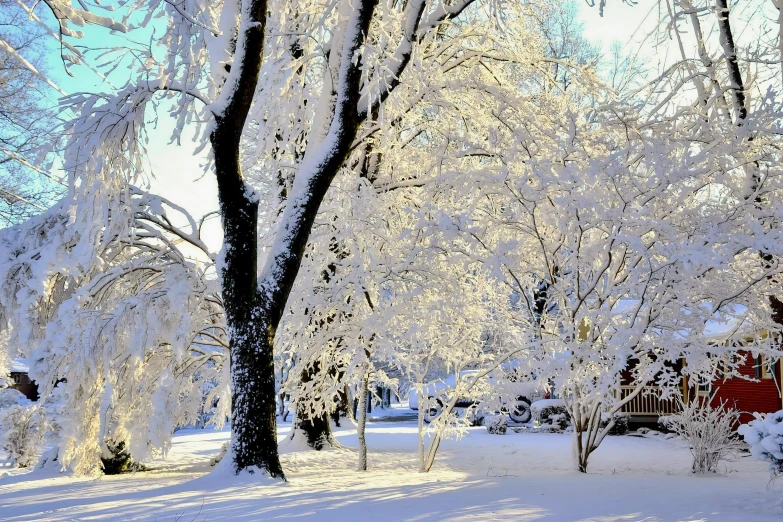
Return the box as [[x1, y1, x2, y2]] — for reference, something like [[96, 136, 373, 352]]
[[1, 407, 781, 521]]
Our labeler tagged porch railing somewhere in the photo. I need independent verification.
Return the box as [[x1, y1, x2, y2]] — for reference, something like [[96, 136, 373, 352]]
[[618, 386, 680, 416]]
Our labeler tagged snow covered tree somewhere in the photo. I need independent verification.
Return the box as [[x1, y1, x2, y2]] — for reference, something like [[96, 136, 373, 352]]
[[0, 0, 541, 477], [371, 0, 783, 473], [0, 0, 64, 225], [389, 19, 783, 467], [267, 1, 575, 469], [0, 186, 229, 473]]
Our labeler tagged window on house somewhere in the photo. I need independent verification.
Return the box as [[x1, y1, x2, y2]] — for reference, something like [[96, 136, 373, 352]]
[[762, 356, 772, 379], [697, 376, 712, 397], [755, 356, 773, 379]]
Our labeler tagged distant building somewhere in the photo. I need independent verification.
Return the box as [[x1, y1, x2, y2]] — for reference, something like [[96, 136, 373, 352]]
[[620, 352, 782, 425], [6, 359, 39, 402], [580, 303, 783, 425]]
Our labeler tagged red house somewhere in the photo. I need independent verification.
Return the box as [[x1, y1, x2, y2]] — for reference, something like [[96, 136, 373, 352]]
[[702, 351, 782, 424], [5, 359, 39, 402], [617, 312, 782, 425], [619, 352, 782, 425]]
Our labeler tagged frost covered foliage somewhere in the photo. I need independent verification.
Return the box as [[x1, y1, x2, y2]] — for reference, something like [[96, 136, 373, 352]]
[[486, 415, 507, 435], [264, 0, 558, 450], [0, 15, 230, 469], [7, 0, 564, 476], [0, 189, 228, 474], [600, 412, 629, 436], [394, 0, 783, 473], [6, 0, 783, 477], [537, 405, 571, 432], [0, 393, 47, 468], [661, 395, 743, 474], [738, 410, 783, 477], [409, 71, 783, 471]]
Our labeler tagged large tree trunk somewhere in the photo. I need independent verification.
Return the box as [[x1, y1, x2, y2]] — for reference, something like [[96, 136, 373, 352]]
[[206, 0, 286, 477], [211, 124, 284, 477], [210, 0, 378, 476]]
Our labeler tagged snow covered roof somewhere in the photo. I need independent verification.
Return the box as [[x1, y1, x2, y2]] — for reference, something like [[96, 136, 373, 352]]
[[9, 358, 29, 373], [610, 299, 750, 341], [703, 306, 748, 340]]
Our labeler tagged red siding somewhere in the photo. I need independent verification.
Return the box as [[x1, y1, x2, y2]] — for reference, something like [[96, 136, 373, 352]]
[[9, 372, 39, 402], [619, 355, 782, 424], [710, 351, 782, 424]]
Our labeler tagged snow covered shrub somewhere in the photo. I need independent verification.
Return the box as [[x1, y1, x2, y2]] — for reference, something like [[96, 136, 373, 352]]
[[467, 407, 485, 427], [486, 415, 508, 435], [738, 410, 783, 477], [101, 440, 146, 474], [601, 412, 630, 436], [0, 397, 47, 468], [534, 402, 571, 432], [0, 388, 28, 410], [660, 395, 743, 473]]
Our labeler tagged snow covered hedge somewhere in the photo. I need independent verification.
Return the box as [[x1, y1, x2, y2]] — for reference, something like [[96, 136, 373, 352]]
[[532, 400, 570, 431], [0, 389, 47, 468], [486, 415, 508, 435], [738, 410, 783, 476], [600, 412, 630, 436], [661, 396, 743, 474]]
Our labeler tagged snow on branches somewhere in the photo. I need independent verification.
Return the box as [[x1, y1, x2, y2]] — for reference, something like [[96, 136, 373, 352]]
[[739, 410, 783, 477], [3, 0, 783, 478], [393, 51, 783, 470], [0, 185, 227, 473]]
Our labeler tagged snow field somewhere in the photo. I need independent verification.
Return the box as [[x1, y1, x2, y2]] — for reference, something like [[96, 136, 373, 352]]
[[0, 413, 781, 521]]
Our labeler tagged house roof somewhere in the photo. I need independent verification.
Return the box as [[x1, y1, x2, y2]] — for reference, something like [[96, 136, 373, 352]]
[[9, 358, 29, 373], [611, 299, 750, 341]]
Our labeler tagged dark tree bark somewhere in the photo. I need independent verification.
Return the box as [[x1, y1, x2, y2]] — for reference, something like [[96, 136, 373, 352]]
[[293, 408, 336, 449], [713, 0, 783, 356], [333, 383, 354, 425], [291, 362, 338, 449], [209, 0, 284, 477], [714, 0, 747, 122], [209, 0, 379, 476]]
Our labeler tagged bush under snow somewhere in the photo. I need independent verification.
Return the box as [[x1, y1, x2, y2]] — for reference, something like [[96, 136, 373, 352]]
[[600, 412, 630, 436], [738, 410, 783, 476], [486, 415, 508, 435], [0, 390, 47, 468], [532, 400, 570, 432], [660, 395, 743, 474]]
